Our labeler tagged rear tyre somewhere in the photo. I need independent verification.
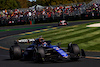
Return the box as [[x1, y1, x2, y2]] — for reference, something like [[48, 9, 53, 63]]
[[33, 53, 43, 63], [33, 47, 45, 63], [9, 45, 22, 60]]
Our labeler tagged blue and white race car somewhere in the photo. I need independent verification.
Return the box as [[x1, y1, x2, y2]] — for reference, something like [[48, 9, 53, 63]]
[[9, 37, 85, 62]]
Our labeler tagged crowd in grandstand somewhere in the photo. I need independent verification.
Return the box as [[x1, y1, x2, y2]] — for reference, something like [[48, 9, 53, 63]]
[[86, 3, 100, 14], [0, 3, 100, 26]]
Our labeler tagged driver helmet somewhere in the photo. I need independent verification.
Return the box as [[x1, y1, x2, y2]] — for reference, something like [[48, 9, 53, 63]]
[[39, 38, 44, 43]]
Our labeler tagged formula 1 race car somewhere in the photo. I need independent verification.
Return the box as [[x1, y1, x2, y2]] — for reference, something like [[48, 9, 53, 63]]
[[58, 20, 69, 26], [9, 37, 85, 62]]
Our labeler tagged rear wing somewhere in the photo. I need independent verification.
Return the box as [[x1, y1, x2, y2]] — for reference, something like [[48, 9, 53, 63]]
[[16, 39, 35, 43]]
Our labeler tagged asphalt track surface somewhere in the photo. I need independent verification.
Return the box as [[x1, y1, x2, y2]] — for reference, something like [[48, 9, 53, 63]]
[[0, 20, 100, 67]]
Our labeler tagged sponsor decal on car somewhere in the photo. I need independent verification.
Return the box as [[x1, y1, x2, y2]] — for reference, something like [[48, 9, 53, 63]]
[[52, 46, 68, 58]]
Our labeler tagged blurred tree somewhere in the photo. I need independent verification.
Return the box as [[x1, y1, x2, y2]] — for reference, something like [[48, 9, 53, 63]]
[[0, 0, 19, 10], [0, 0, 93, 10], [0, 0, 6, 10], [17, 0, 28, 8], [27, 1, 32, 7], [36, 0, 92, 6]]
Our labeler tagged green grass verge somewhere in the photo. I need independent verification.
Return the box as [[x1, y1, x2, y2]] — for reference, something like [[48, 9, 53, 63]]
[[19, 22, 100, 51]]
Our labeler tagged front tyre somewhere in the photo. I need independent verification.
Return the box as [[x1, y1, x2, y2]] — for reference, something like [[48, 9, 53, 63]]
[[68, 44, 80, 61]]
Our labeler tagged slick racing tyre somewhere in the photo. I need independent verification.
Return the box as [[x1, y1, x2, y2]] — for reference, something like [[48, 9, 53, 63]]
[[68, 44, 80, 60], [9, 45, 22, 60], [33, 47, 45, 62]]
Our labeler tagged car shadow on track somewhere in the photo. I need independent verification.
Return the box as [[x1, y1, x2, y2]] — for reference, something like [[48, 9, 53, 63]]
[[3, 58, 85, 64], [21, 59, 83, 64]]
